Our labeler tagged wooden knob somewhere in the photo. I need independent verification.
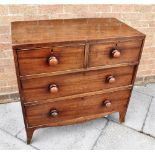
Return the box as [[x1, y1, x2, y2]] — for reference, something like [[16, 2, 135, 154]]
[[111, 49, 121, 58], [49, 109, 58, 117], [48, 56, 58, 65], [49, 84, 58, 93], [107, 75, 116, 83], [103, 100, 111, 108]]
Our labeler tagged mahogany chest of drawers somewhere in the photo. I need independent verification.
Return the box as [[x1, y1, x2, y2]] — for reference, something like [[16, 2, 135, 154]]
[[11, 18, 145, 144]]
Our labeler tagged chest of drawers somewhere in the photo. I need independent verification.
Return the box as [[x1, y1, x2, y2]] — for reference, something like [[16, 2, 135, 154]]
[[11, 18, 145, 144]]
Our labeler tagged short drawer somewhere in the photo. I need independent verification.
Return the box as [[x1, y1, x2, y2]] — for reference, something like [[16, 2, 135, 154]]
[[89, 40, 142, 67], [21, 65, 135, 102], [25, 89, 131, 127], [17, 44, 85, 76]]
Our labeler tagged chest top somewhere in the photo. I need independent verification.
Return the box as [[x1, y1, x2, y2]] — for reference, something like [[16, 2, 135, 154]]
[[11, 18, 144, 47]]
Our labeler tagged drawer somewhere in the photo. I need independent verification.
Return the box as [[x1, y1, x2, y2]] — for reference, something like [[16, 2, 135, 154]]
[[25, 89, 131, 127], [17, 44, 85, 76], [89, 40, 142, 67], [22, 65, 135, 102]]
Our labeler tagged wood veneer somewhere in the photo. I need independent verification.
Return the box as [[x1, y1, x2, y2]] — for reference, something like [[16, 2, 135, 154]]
[[21, 65, 135, 102], [11, 18, 145, 144], [17, 44, 85, 75]]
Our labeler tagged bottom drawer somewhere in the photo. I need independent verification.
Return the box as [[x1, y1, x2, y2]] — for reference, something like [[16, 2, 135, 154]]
[[25, 88, 131, 127]]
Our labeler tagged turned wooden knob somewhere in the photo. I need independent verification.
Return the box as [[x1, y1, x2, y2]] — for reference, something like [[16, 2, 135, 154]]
[[107, 75, 116, 83], [103, 100, 111, 108], [48, 56, 58, 65], [49, 109, 58, 117], [111, 49, 121, 58], [49, 84, 58, 93]]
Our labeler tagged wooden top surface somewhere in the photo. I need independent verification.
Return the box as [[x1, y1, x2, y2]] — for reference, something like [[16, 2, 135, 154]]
[[11, 18, 145, 46]]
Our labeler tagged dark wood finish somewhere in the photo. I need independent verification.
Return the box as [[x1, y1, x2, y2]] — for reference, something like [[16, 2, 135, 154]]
[[11, 18, 145, 144], [17, 45, 85, 75], [24, 85, 133, 106], [21, 65, 135, 102], [89, 39, 142, 67], [19, 62, 138, 80], [11, 18, 144, 46], [25, 89, 131, 127], [119, 108, 128, 123], [26, 128, 35, 144]]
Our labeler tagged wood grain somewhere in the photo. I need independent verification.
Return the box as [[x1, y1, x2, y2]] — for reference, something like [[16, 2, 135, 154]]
[[25, 89, 131, 127], [11, 18, 146, 144], [89, 40, 142, 67], [18, 44, 85, 75], [11, 18, 145, 46], [21, 65, 135, 102]]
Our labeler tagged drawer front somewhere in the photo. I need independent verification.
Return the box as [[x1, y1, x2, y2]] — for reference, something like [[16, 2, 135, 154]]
[[89, 40, 142, 67], [25, 89, 131, 127], [18, 45, 85, 75], [22, 65, 135, 102]]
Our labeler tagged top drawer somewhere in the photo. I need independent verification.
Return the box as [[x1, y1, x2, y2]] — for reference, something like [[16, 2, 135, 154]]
[[89, 40, 142, 67], [17, 44, 85, 76]]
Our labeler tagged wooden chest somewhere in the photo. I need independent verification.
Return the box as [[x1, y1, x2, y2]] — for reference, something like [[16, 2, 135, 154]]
[[11, 18, 145, 144]]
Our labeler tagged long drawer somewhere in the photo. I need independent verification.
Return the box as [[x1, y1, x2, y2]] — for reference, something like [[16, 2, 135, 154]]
[[21, 65, 135, 102], [17, 44, 85, 76], [25, 89, 131, 127]]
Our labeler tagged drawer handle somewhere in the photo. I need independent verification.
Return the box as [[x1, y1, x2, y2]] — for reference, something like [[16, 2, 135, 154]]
[[107, 75, 116, 83], [49, 109, 58, 117], [49, 84, 59, 93], [111, 49, 121, 58], [48, 56, 58, 65], [103, 100, 111, 108]]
